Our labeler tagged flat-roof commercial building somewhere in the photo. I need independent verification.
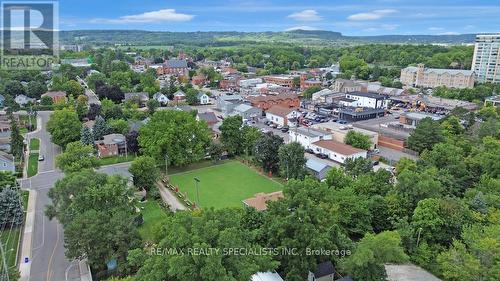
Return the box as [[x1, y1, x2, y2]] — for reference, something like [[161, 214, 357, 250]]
[[312, 122, 379, 150], [472, 34, 500, 83], [310, 140, 367, 164]]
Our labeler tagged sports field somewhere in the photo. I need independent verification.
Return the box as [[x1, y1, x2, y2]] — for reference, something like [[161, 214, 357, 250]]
[[169, 161, 282, 209]]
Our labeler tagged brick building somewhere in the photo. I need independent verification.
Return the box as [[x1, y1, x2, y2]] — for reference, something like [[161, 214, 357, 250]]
[[248, 93, 300, 110]]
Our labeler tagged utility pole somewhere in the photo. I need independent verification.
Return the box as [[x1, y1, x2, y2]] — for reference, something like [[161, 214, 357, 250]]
[[194, 177, 200, 208], [164, 154, 169, 177], [0, 241, 10, 281]]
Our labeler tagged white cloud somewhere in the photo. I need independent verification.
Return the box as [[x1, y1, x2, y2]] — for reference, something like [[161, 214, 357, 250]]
[[91, 9, 194, 24], [428, 27, 444, 31], [287, 10, 322, 22], [347, 9, 397, 21], [285, 25, 319, 31]]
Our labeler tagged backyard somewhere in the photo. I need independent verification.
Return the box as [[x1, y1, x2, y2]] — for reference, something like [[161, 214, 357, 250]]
[[169, 161, 283, 209], [137, 199, 169, 242]]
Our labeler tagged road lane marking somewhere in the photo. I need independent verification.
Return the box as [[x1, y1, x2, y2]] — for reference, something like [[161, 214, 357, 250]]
[[46, 222, 60, 281], [32, 211, 45, 251]]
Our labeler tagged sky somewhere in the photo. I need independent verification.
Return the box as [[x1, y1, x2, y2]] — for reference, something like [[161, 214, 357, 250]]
[[56, 0, 500, 35]]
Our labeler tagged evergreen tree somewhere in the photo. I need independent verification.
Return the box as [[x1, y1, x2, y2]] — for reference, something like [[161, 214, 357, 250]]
[[92, 116, 109, 140], [0, 188, 24, 227], [80, 126, 94, 146], [9, 114, 24, 159]]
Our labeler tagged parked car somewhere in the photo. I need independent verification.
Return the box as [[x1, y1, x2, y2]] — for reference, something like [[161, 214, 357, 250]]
[[338, 120, 348, 124], [38, 155, 45, 161], [317, 153, 329, 159], [372, 160, 380, 166], [372, 148, 380, 154], [281, 127, 289, 133], [305, 148, 314, 154]]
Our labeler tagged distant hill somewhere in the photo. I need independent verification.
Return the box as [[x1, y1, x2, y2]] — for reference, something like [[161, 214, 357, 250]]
[[59, 29, 478, 47]]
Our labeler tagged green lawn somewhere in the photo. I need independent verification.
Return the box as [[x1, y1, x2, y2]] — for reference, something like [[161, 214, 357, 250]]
[[27, 153, 39, 177], [170, 161, 282, 209], [138, 200, 169, 242], [98, 155, 137, 166], [29, 138, 40, 151]]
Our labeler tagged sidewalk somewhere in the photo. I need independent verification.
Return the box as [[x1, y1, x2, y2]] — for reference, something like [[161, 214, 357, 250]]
[[19, 189, 36, 281], [157, 181, 186, 212]]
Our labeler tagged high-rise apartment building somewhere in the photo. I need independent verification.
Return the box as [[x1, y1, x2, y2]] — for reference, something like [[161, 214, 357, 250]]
[[472, 34, 500, 83]]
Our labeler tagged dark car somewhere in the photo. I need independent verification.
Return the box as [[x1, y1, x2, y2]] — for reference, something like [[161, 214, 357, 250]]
[[281, 127, 289, 133], [305, 148, 314, 154], [338, 120, 348, 124], [317, 153, 329, 159]]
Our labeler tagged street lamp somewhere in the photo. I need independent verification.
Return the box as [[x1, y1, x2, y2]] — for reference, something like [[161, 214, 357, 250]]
[[194, 177, 201, 208]]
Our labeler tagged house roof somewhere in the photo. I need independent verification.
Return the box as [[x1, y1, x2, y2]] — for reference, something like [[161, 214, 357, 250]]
[[99, 134, 126, 145], [197, 92, 208, 99], [174, 90, 186, 97], [251, 272, 284, 281], [218, 94, 243, 101], [385, 264, 441, 281], [243, 191, 284, 211], [248, 93, 299, 103], [294, 127, 331, 138], [313, 140, 365, 156], [165, 59, 188, 68], [153, 92, 169, 100], [0, 151, 14, 162], [197, 112, 218, 124], [266, 105, 297, 118], [347, 92, 388, 100], [313, 261, 335, 278], [335, 79, 361, 87], [306, 158, 332, 173], [234, 103, 256, 113], [124, 92, 149, 100], [42, 91, 66, 98]]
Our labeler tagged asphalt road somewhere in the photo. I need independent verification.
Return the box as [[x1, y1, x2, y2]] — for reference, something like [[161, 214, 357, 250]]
[[18, 111, 131, 281]]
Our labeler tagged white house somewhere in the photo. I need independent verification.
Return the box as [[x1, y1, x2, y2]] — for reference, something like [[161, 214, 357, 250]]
[[310, 140, 367, 164], [14, 94, 35, 106], [288, 127, 332, 149], [344, 92, 390, 109], [152, 92, 170, 105], [197, 93, 210, 105], [265, 105, 299, 127]]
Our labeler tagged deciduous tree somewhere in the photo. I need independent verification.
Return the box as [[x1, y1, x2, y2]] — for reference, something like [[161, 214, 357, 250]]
[[47, 108, 81, 148], [55, 141, 99, 173]]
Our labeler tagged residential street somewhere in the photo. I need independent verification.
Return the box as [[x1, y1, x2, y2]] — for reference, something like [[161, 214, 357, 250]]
[[18, 111, 131, 281]]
